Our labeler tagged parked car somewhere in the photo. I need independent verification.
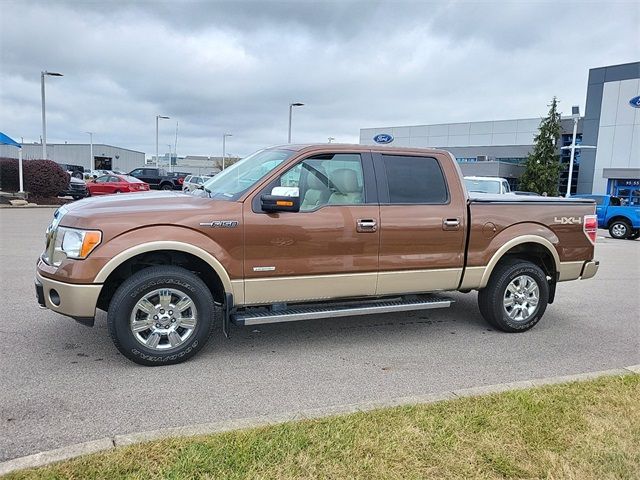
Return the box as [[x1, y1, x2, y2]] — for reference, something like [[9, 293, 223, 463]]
[[58, 163, 85, 179], [58, 176, 88, 200], [573, 194, 640, 239], [182, 175, 212, 192], [464, 176, 512, 194], [86, 174, 150, 196], [513, 191, 540, 196], [128, 167, 184, 190], [36, 144, 599, 366]]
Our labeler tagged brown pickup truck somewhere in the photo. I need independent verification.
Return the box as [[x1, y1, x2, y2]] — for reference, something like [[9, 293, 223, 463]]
[[35, 144, 599, 365]]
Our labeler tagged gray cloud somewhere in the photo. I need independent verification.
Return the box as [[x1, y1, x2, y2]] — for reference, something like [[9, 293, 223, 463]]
[[1, 0, 638, 157]]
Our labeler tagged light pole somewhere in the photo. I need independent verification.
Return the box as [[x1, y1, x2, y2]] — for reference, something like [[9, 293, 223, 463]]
[[560, 106, 595, 197], [222, 133, 232, 170], [41, 71, 63, 159], [86, 132, 94, 171], [155, 115, 170, 168], [167, 144, 173, 169], [288, 102, 304, 143]]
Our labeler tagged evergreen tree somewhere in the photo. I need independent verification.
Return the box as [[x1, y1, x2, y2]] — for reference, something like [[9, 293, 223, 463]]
[[519, 97, 562, 196]]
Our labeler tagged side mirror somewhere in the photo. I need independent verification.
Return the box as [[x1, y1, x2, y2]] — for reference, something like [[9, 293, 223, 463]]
[[92, 175, 98, 179], [261, 186, 300, 213]]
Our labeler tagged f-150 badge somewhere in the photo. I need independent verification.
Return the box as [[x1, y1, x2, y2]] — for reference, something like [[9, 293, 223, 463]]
[[554, 216, 582, 225], [199, 220, 239, 228]]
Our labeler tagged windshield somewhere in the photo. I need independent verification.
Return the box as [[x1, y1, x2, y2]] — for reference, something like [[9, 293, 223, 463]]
[[464, 179, 501, 194], [202, 148, 294, 200]]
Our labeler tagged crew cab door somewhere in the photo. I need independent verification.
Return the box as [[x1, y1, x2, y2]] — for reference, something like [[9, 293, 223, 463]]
[[242, 151, 379, 305], [372, 152, 467, 295]]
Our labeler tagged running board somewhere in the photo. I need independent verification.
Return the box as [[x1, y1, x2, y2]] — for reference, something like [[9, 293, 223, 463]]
[[231, 294, 453, 326]]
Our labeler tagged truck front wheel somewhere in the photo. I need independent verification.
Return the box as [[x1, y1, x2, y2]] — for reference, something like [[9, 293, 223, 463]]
[[478, 259, 549, 332], [107, 266, 216, 366]]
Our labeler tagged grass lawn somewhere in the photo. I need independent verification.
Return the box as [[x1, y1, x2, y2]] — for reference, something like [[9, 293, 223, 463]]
[[5, 374, 639, 480]]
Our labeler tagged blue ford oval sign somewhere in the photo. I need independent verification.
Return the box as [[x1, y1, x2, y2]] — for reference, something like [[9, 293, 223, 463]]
[[373, 133, 394, 144], [630, 96, 640, 108]]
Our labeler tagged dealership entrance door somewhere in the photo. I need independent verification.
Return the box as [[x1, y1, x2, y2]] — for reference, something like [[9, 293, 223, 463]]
[[94, 156, 112, 170]]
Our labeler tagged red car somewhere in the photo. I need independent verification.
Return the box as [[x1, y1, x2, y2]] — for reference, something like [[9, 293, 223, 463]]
[[87, 174, 150, 196]]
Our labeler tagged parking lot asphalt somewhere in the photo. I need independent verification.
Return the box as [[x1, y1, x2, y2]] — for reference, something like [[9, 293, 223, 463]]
[[1, 207, 639, 462]]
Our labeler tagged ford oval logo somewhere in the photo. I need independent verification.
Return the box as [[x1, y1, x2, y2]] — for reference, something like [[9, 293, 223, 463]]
[[630, 96, 640, 108], [373, 133, 394, 144]]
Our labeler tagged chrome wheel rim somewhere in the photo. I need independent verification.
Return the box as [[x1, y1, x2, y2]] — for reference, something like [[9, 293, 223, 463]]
[[130, 288, 198, 351], [612, 223, 626, 237], [503, 275, 539, 322]]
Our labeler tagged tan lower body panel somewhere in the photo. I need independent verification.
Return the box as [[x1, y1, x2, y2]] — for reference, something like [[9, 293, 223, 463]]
[[243, 272, 378, 305], [375, 268, 462, 295], [459, 266, 486, 290], [37, 272, 101, 318], [241, 269, 462, 306], [558, 261, 585, 282]]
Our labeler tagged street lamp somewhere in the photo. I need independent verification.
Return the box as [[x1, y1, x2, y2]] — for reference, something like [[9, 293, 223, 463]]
[[155, 115, 170, 168], [222, 133, 232, 170], [560, 106, 595, 197], [85, 132, 94, 171], [288, 102, 304, 143], [41, 71, 63, 159]]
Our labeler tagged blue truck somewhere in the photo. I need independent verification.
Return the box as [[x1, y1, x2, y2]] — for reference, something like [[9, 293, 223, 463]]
[[573, 194, 640, 240]]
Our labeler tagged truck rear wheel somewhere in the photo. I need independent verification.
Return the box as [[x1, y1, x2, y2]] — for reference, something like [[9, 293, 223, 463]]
[[107, 266, 216, 366], [478, 259, 549, 332], [609, 220, 630, 239], [161, 183, 173, 190]]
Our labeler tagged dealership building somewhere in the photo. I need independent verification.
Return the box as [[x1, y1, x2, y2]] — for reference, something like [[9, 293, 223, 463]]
[[360, 61, 639, 201], [0, 143, 145, 173]]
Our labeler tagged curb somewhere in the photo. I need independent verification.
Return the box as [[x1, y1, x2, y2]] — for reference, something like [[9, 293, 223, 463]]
[[1, 365, 638, 476], [0, 205, 60, 209]]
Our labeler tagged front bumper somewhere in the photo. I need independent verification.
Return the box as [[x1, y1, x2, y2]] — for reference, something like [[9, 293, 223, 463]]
[[35, 271, 101, 325], [580, 260, 599, 280]]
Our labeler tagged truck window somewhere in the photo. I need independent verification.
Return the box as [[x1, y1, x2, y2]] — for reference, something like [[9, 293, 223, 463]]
[[382, 155, 447, 204], [276, 153, 365, 211]]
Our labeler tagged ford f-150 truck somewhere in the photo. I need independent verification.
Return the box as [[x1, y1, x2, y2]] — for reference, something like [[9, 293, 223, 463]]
[[35, 144, 599, 365], [573, 194, 640, 240]]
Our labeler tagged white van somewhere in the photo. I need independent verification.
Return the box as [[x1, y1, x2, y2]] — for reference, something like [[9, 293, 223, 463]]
[[464, 176, 512, 195]]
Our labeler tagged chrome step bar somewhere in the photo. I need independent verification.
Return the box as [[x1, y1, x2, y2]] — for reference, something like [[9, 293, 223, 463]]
[[231, 294, 453, 326]]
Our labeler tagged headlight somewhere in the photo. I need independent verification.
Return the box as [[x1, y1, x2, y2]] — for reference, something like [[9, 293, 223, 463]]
[[50, 227, 102, 266]]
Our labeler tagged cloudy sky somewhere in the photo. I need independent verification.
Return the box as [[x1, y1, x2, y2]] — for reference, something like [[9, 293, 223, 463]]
[[1, 0, 638, 158]]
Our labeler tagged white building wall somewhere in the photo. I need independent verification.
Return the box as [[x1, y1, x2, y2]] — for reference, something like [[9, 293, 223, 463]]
[[360, 118, 541, 149], [592, 78, 640, 193], [0, 144, 146, 172]]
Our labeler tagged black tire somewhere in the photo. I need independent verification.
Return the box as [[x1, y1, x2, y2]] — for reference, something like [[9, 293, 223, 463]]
[[609, 220, 631, 239], [107, 266, 217, 366], [628, 229, 639, 240], [72, 195, 83, 200], [161, 183, 173, 190], [478, 259, 549, 332]]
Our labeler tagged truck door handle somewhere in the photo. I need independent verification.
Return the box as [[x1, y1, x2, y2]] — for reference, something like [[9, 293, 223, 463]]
[[357, 219, 378, 232], [442, 218, 461, 230]]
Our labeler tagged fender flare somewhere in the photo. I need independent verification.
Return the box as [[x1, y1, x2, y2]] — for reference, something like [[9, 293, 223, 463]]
[[479, 235, 560, 288], [94, 240, 233, 294]]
